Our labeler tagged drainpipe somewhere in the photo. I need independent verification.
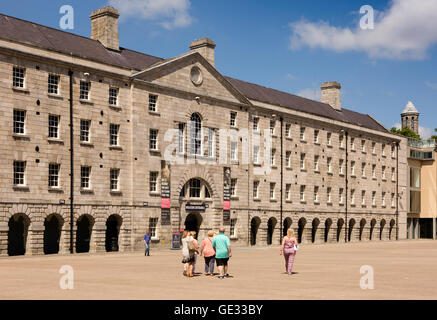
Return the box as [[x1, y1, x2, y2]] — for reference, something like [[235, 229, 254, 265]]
[[396, 141, 399, 240], [280, 116, 283, 244], [344, 130, 348, 243], [68, 70, 74, 254]]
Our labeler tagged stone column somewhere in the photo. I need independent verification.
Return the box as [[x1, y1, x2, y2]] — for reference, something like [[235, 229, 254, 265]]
[[119, 226, 132, 252], [91, 222, 106, 253], [433, 218, 436, 240], [0, 221, 8, 256], [26, 222, 44, 256]]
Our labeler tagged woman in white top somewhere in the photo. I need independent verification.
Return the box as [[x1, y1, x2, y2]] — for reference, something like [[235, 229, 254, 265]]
[[181, 230, 198, 277]]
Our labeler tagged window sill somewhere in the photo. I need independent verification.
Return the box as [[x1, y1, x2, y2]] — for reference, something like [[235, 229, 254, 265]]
[[110, 191, 123, 196], [351, 149, 356, 152], [149, 192, 161, 197], [372, 177, 377, 181], [270, 199, 277, 202], [109, 145, 123, 151], [252, 130, 261, 135], [314, 142, 320, 146], [300, 169, 307, 172], [109, 105, 122, 111], [253, 198, 261, 202], [339, 146, 345, 150], [382, 179, 387, 182], [351, 175, 356, 178], [314, 201, 320, 205], [47, 138, 64, 144], [47, 93, 63, 100], [361, 176, 367, 179], [327, 144, 333, 148], [231, 196, 239, 200], [48, 187, 64, 193], [230, 160, 240, 165], [253, 163, 261, 167], [314, 170, 320, 174], [13, 185, 29, 191], [230, 236, 239, 240], [300, 200, 306, 204], [230, 126, 239, 131], [286, 167, 292, 170], [382, 205, 386, 208], [12, 87, 30, 94], [300, 139, 307, 143], [361, 205, 367, 208], [327, 172, 333, 176], [149, 149, 161, 156], [12, 133, 30, 141], [80, 189, 94, 194], [148, 111, 160, 116], [372, 205, 377, 208], [271, 165, 277, 169], [362, 151, 367, 154], [327, 202, 333, 206], [79, 99, 93, 105], [339, 173, 345, 177], [285, 200, 292, 203], [80, 142, 94, 147], [151, 237, 160, 242], [339, 203, 345, 206], [285, 137, 292, 141]]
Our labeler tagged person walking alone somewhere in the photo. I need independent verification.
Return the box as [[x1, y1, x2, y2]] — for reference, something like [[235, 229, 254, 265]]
[[181, 230, 197, 277], [280, 229, 298, 275], [200, 230, 216, 276], [212, 227, 232, 279], [144, 230, 151, 256]]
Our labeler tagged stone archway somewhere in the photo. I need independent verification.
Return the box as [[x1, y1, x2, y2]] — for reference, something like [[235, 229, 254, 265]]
[[43, 214, 63, 255], [76, 214, 94, 253], [8, 213, 30, 256], [184, 212, 203, 239], [380, 219, 386, 240], [389, 219, 396, 240], [359, 219, 366, 241], [348, 219, 356, 242], [105, 214, 123, 252], [337, 218, 345, 242], [283, 218, 292, 238], [298, 218, 307, 244], [369, 219, 377, 240], [250, 217, 261, 246], [267, 217, 277, 245], [311, 218, 320, 243], [324, 218, 333, 242]]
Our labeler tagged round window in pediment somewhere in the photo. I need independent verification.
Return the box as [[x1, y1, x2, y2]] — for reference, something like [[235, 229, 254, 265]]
[[190, 66, 203, 85]]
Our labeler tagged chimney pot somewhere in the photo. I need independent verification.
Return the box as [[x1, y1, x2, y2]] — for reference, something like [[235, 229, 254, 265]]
[[189, 38, 216, 67], [90, 6, 120, 51], [321, 81, 341, 111]]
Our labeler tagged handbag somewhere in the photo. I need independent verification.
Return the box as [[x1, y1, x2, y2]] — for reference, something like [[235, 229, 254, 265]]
[[187, 239, 195, 251], [293, 244, 299, 251]]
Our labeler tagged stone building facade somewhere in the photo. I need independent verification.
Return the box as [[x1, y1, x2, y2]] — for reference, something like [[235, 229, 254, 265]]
[[0, 7, 407, 256]]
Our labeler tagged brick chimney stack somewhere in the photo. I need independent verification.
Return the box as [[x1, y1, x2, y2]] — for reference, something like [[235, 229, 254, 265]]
[[90, 6, 120, 51], [190, 38, 216, 67], [321, 81, 342, 111]]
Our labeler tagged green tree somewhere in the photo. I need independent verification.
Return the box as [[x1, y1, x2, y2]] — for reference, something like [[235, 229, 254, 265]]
[[431, 128, 437, 141], [390, 126, 421, 140]]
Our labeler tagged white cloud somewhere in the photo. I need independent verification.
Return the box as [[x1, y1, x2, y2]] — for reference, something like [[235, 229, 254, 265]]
[[426, 81, 437, 90], [392, 122, 433, 139], [289, 0, 437, 60], [108, 0, 193, 29], [297, 88, 321, 101], [286, 73, 296, 80]]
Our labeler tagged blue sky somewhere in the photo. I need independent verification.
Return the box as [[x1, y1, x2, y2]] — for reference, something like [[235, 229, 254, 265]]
[[2, 0, 437, 137]]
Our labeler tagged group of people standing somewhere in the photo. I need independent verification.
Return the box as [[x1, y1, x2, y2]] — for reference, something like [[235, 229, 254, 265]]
[[181, 227, 232, 279]]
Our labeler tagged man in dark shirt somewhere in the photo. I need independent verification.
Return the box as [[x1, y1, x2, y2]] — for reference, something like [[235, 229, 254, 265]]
[[144, 231, 151, 256]]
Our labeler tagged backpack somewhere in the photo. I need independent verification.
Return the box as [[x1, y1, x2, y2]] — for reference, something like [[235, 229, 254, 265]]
[[187, 238, 195, 251]]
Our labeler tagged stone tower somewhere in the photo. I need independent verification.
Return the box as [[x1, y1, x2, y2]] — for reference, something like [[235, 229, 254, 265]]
[[401, 101, 419, 134], [90, 6, 120, 51], [321, 81, 341, 111]]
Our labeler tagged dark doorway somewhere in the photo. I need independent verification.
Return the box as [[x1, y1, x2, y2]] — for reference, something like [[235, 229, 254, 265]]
[[267, 218, 277, 245], [185, 213, 201, 239], [380, 219, 386, 240], [336, 219, 344, 242], [8, 214, 29, 256], [419, 218, 433, 239], [359, 219, 366, 241], [324, 219, 332, 242], [389, 219, 396, 240], [44, 215, 61, 255], [348, 219, 356, 242], [370, 219, 376, 240], [106, 215, 122, 252], [298, 218, 306, 243], [283, 218, 292, 239], [76, 215, 92, 253], [250, 217, 261, 245], [311, 218, 320, 243]]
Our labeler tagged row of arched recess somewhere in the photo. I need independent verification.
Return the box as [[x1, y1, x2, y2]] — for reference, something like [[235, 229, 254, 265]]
[[7, 213, 122, 256], [250, 217, 396, 245]]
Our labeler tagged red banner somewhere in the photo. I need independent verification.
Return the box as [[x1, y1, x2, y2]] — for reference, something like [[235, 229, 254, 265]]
[[223, 200, 230, 211], [161, 198, 171, 209]]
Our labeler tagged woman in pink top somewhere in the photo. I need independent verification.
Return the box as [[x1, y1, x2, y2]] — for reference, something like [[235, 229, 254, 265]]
[[200, 230, 216, 276]]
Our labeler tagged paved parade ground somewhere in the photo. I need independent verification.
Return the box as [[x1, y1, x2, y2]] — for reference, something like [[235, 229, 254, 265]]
[[0, 240, 436, 300]]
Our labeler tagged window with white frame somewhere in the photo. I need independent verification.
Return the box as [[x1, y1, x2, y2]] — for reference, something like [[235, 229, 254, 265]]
[[300, 185, 305, 202], [207, 128, 215, 158], [361, 139, 366, 152], [361, 190, 366, 206], [391, 193, 395, 207], [372, 142, 376, 154], [230, 179, 237, 197], [361, 162, 366, 178], [150, 171, 158, 193], [180, 179, 211, 199], [391, 145, 395, 158], [351, 161, 356, 176], [253, 181, 259, 199], [270, 182, 275, 199], [189, 113, 202, 155], [148, 94, 158, 112], [80, 81, 90, 100], [230, 141, 238, 161], [286, 184, 291, 201], [13, 67, 25, 88], [339, 134, 344, 148], [382, 143, 386, 156], [178, 123, 185, 154], [13, 161, 26, 186], [314, 155, 319, 172], [339, 188, 344, 204], [314, 186, 319, 203], [300, 153, 305, 170], [327, 132, 332, 145], [230, 112, 237, 127], [327, 187, 332, 203], [327, 157, 332, 173], [270, 149, 276, 167], [149, 217, 158, 238], [382, 166, 386, 180], [285, 123, 291, 138], [391, 167, 395, 181], [80, 120, 91, 142], [286, 151, 291, 168], [253, 145, 259, 164], [372, 191, 376, 206], [149, 129, 158, 150], [270, 120, 275, 135], [110, 169, 120, 191], [109, 87, 118, 106], [339, 159, 344, 175], [350, 137, 355, 150], [13, 109, 26, 134], [189, 179, 201, 198], [48, 115, 60, 139], [382, 192, 386, 207], [81, 166, 91, 190], [351, 189, 355, 205], [110, 124, 119, 146], [372, 164, 376, 179], [314, 130, 319, 144], [48, 74, 60, 95], [253, 117, 259, 131], [300, 127, 305, 141], [230, 219, 237, 237], [48, 163, 60, 188]]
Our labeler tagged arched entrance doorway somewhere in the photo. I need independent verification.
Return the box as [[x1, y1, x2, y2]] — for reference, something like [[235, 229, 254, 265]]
[[184, 213, 203, 239], [311, 218, 320, 243], [106, 215, 122, 252], [250, 217, 261, 245], [380, 219, 386, 240], [8, 214, 30, 256], [324, 218, 332, 242], [348, 219, 356, 242], [44, 214, 62, 255], [76, 215, 93, 253], [389, 219, 396, 240], [267, 217, 277, 245], [359, 219, 366, 241], [298, 218, 306, 243], [336, 218, 344, 242], [369, 219, 376, 240], [283, 218, 292, 238]]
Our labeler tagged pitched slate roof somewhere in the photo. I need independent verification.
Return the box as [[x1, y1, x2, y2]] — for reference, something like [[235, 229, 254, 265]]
[[0, 13, 388, 133]]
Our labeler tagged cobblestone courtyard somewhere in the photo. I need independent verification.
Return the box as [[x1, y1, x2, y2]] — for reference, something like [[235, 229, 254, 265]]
[[0, 240, 436, 300]]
